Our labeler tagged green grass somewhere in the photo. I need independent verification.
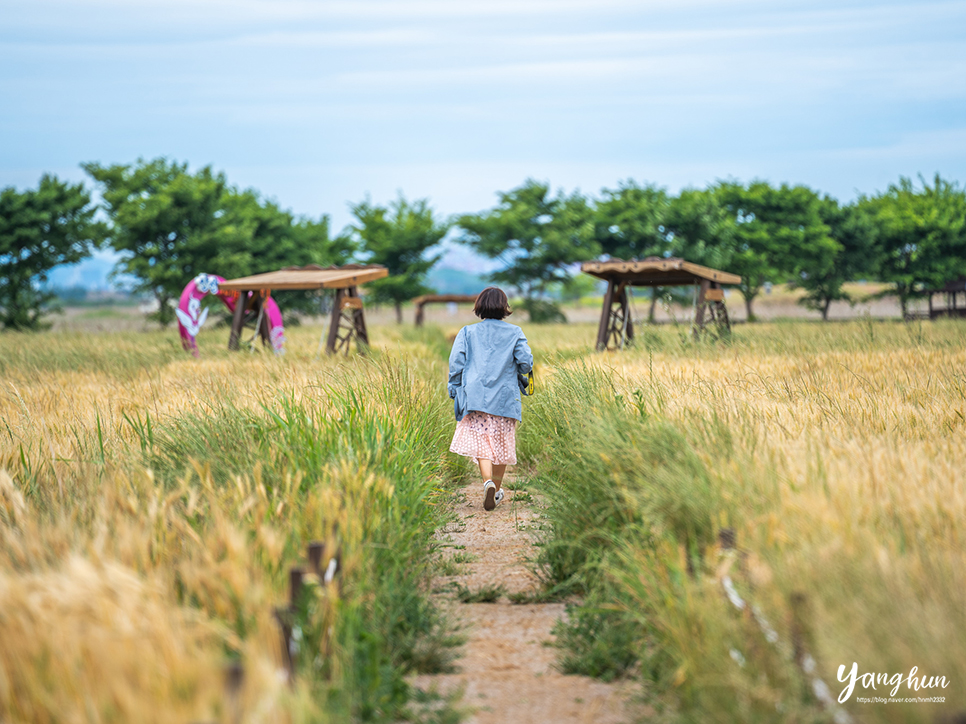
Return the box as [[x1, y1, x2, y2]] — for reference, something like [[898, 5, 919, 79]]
[[451, 582, 506, 603]]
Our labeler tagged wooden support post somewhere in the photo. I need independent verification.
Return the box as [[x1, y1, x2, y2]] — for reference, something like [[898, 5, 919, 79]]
[[621, 284, 634, 346], [257, 295, 272, 348], [692, 279, 710, 339], [595, 280, 635, 351], [325, 288, 345, 354], [596, 280, 616, 351], [415, 302, 425, 326], [349, 286, 371, 350], [324, 286, 371, 355], [695, 280, 710, 324], [228, 292, 248, 351]]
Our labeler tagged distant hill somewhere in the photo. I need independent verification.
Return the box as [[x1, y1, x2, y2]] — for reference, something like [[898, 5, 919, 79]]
[[47, 253, 117, 290], [47, 252, 491, 298], [426, 267, 488, 295]]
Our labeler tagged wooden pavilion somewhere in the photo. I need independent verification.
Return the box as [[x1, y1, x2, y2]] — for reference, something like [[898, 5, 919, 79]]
[[581, 257, 742, 351], [922, 278, 966, 320], [411, 293, 480, 326], [219, 264, 388, 355]]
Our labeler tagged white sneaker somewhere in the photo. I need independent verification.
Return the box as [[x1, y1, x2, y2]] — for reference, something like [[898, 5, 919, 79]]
[[494, 489, 505, 507], [483, 480, 496, 511]]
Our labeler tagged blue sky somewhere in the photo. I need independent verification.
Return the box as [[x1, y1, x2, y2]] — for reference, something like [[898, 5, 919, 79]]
[[3, 0, 965, 282]]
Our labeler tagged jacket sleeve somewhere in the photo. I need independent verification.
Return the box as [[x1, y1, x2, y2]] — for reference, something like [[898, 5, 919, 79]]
[[514, 332, 533, 375], [448, 327, 466, 399]]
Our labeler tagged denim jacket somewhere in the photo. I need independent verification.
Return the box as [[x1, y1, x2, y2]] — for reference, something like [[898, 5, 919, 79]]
[[448, 319, 534, 422]]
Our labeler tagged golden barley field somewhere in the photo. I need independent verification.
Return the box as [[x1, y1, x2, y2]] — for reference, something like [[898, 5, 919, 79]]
[[1, 317, 964, 723], [520, 319, 966, 722], [0, 324, 467, 724]]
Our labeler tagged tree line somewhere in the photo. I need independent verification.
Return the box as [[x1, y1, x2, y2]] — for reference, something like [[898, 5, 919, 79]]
[[2, 157, 964, 330]]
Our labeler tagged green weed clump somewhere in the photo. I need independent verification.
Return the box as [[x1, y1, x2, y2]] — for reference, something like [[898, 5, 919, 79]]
[[522, 365, 720, 590], [520, 366, 741, 695]]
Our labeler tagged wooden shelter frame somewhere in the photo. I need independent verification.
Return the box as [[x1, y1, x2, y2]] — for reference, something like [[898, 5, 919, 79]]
[[919, 278, 966, 320], [581, 257, 742, 351], [411, 293, 480, 326], [218, 264, 388, 355]]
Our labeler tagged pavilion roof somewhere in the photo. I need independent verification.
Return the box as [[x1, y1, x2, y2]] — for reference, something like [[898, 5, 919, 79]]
[[219, 264, 387, 292], [581, 257, 741, 286], [927, 278, 966, 293]]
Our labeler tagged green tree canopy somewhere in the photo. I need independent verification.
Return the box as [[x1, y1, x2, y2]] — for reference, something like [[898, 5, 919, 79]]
[[0, 175, 104, 331], [456, 180, 597, 320], [664, 187, 737, 269], [223, 188, 354, 315], [791, 197, 877, 320], [716, 180, 838, 320], [84, 158, 352, 325], [593, 180, 669, 260], [350, 194, 448, 323], [864, 174, 966, 317]]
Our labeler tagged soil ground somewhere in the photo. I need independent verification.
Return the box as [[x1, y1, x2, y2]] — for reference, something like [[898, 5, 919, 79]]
[[412, 478, 644, 724]]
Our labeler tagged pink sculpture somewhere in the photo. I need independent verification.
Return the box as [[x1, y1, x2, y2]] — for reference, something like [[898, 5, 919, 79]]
[[176, 273, 285, 356]]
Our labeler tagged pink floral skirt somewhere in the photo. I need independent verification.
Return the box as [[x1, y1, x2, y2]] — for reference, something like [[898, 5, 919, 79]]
[[449, 411, 518, 466]]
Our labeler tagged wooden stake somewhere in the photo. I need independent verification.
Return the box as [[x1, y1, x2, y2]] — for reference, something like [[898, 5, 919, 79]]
[[308, 541, 325, 576], [789, 591, 811, 667], [289, 567, 305, 607]]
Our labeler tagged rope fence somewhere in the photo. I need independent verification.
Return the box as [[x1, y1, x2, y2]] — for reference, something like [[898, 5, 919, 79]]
[[716, 527, 853, 724]]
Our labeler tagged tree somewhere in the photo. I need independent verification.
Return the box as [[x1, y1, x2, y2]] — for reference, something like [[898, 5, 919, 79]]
[[792, 197, 877, 320], [85, 158, 352, 325], [593, 180, 669, 260], [716, 180, 838, 321], [665, 187, 736, 269], [456, 179, 597, 321], [0, 175, 103, 331], [865, 175, 966, 318], [350, 194, 448, 323], [222, 189, 355, 315], [637, 187, 739, 322]]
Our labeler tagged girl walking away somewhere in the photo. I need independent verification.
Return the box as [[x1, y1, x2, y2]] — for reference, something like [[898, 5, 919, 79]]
[[448, 287, 534, 511]]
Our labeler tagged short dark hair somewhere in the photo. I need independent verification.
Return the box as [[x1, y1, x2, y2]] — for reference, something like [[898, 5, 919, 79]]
[[474, 287, 512, 319]]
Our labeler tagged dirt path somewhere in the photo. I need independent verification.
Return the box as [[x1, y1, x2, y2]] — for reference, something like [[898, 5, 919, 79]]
[[413, 478, 641, 724]]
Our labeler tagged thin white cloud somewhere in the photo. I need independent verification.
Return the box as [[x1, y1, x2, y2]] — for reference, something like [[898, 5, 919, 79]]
[[5, 0, 963, 48], [827, 127, 966, 160], [4, 0, 748, 25], [1, 0, 964, 224]]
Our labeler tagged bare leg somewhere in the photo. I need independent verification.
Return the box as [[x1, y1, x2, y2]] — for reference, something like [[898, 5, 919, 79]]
[[491, 464, 507, 491], [476, 459, 508, 491], [477, 458, 493, 482]]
